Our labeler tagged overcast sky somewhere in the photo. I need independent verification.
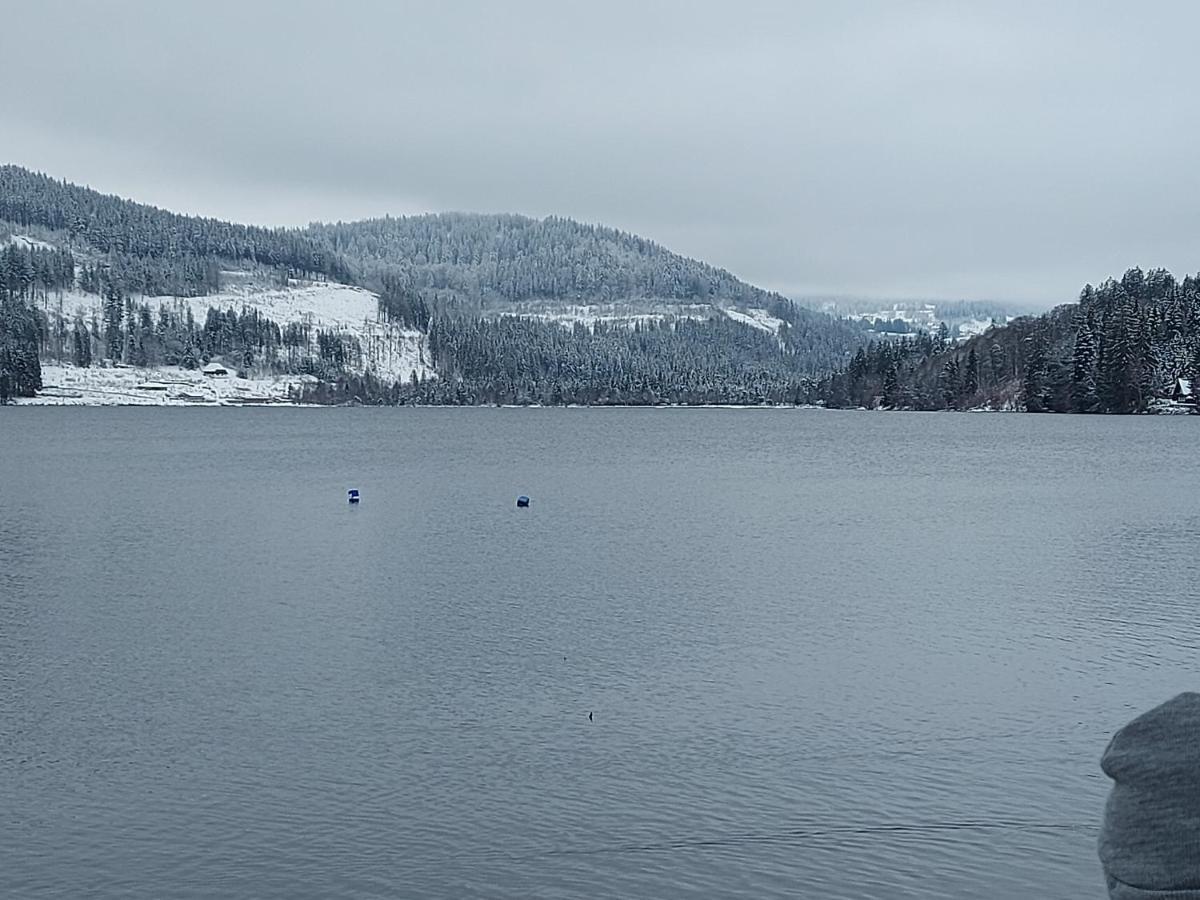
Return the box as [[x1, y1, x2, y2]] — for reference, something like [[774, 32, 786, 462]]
[[2, 1, 1198, 305]]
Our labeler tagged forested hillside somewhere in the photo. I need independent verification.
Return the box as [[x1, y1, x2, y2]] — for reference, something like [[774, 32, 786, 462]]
[[812, 267, 1200, 413], [0, 166, 352, 296], [314, 212, 869, 375], [316, 213, 806, 308], [414, 314, 808, 405], [0, 165, 879, 403]]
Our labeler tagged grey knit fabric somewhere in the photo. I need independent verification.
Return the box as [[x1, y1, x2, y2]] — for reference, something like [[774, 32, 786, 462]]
[[1100, 692, 1200, 898]]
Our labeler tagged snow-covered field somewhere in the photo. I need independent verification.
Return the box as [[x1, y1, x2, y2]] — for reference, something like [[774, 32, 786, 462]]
[[724, 307, 785, 334], [4, 234, 57, 252], [46, 282, 379, 331], [957, 316, 1010, 339], [33, 281, 433, 386], [503, 302, 785, 336], [502, 302, 714, 329], [21, 364, 319, 406]]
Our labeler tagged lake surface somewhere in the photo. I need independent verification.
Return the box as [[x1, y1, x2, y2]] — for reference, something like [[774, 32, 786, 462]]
[[3, 409, 1199, 898]]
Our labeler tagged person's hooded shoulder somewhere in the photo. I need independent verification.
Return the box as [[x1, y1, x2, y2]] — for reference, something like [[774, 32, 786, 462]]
[[1100, 692, 1200, 899]]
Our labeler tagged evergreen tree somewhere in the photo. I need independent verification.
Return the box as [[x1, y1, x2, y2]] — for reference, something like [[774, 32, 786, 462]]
[[939, 357, 960, 408], [882, 363, 899, 408], [935, 321, 950, 352], [989, 340, 1007, 384], [72, 317, 92, 367], [1022, 331, 1048, 412], [103, 284, 124, 362], [1070, 313, 1097, 412], [963, 346, 979, 397]]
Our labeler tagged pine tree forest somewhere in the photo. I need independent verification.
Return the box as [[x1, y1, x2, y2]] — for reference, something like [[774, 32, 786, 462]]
[[810, 268, 1200, 413]]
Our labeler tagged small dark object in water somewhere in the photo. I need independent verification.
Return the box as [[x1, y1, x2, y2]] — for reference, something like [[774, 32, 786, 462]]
[[348, 489, 360, 504], [516, 495, 530, 508], [588, 711, 593, 722]]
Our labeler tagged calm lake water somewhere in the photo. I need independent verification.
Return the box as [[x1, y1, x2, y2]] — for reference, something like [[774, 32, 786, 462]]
[[3, 409, 1199, 898]]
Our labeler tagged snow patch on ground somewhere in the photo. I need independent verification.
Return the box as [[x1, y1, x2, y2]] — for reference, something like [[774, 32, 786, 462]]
[[502, 302, 713, 329], [724, 307, 785, 334], [353, 324, 428, 383], [499, 301, 787, 339], [51, 282, 381, 330], [21, 364, 319, 406], [866, 329, 919, 340], [503, 302, 785, 336], [956, 316, 1011, 340], [179, 283, 382, 330], [4, 234, 58, 252], [1147, 398, 1196, 416]]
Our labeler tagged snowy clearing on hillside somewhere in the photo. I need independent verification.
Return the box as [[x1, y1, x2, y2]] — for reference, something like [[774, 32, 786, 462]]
[[503, 303, 786, 337], [956, 317, 1012, 340], [21, 365, 319, 406], [867, 329, 919, 340], [176, 283, 382, 330], [47, 282, 381, 330], [31, 281, 434, 385], [501, 302, 713, 329], [351, 324, 429, 382], [4, 234, 58, 252], [724, 307, 785, 334]]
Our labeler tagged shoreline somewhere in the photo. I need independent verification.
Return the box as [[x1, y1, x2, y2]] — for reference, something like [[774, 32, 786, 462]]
[[10, 399, 828, 410], [9, 399, 1195, 414]]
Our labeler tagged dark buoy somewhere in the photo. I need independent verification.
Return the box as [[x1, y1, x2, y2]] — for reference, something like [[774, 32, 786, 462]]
[[588, 711, 593, 722], [516, 495, 530, 508], [348, 489, 361, 504]]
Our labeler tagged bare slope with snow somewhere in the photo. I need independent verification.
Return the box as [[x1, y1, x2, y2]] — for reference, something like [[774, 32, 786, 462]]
[[724, 307, 785, 334], [498, 300, 787, 336], [40, 278, 433, 385]]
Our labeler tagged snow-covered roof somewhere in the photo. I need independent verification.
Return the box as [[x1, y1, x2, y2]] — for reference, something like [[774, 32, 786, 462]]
[[202, 362, 229, 374], [1177, 377, 1192, 396]]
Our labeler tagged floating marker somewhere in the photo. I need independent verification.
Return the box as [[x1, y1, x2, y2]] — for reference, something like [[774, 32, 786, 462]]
[[516, 495, 530, 508], [348, 489, 361, 504]]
